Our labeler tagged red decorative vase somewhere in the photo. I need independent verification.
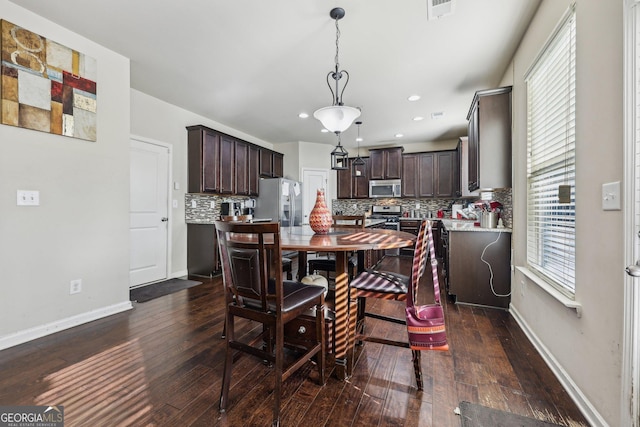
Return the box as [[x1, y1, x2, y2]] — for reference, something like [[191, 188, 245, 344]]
[[309, 189, 332, 234]]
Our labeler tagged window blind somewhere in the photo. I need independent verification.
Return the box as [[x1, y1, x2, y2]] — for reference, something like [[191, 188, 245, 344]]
[[525, 7, 576, 296]]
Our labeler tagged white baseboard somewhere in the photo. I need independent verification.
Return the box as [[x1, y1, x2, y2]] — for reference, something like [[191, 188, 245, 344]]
[[509, 304, 608, 427], [171, 269, 189, 279], [0, 301, 133, 351]]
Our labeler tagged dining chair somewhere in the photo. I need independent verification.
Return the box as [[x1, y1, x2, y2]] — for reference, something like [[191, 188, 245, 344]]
[[307, 214, 366, 283], [215, 221, 326, 427], [348, 219, 431, 390]]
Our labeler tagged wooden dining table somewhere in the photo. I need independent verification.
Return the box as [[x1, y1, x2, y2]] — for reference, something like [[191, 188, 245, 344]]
[[279, 225, 416, 380]]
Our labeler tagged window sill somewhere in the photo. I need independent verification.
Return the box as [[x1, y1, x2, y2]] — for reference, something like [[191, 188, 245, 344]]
[[516, 266, 582, 318]]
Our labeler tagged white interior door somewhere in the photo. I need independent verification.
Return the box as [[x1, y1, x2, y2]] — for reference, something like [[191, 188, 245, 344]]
[[130, 138, 169, 287], [302, 168, 329, 224]]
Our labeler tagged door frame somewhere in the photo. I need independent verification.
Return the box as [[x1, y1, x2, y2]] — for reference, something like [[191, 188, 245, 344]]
[[622, 1, 639, 425], [130, 134, 173, 287], [302, 168, 329, 224]]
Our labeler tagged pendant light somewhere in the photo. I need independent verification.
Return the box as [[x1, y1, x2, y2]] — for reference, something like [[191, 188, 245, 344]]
[[352, 121, 365, 177], [314, 7, 361, 135], [331, 133, 349, 170]]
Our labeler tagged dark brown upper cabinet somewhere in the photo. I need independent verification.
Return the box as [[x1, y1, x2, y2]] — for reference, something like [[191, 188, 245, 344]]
[[187, 124, 282, 195], [337, 158, 370, 199], [369, 147, 403, 180], [259, 149, 284, 178], [467, 86, 512, 192], [218, 134, 236, 194], [234, 140, 249, 195], [402, 151, 460, 198], [248, 145, 260, 196], [187, 125, 220, 193], [434, 150, 460, 197]]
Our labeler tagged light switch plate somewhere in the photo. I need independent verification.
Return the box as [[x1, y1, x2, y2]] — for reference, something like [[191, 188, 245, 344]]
[[602, 181, 621, 210], [17, 190, 40, 206]]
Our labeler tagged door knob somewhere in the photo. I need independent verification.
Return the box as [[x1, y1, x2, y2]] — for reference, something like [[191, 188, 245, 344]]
[[626, 261, 640, 277], [161, 217, 168, 222]]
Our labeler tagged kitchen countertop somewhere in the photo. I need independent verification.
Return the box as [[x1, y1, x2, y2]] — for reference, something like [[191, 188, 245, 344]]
[[187, 218, 390, 227], [439, 218, 512, 233], [398, 217, 512, 233]]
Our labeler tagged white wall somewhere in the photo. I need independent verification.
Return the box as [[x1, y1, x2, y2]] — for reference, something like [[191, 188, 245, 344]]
[[0, 1, 132, 345], [507, 1, 623, 425], [129, 90, 273, 277]]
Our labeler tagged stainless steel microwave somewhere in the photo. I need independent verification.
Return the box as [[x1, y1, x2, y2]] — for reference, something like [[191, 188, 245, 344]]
[[369, 179, 402, 198]]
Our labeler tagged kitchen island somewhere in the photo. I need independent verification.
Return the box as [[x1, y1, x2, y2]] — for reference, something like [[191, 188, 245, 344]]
[[440, 219, 512, 309]]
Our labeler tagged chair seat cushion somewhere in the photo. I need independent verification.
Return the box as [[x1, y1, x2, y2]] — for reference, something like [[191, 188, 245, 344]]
[[350, 269, 409, 295], [244, 280, 325, 313]]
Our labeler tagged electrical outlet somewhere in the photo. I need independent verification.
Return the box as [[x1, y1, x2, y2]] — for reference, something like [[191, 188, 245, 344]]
[[415, 203, 420, 209], [191, 200, 197, 208], [520, 280, 525, 297], [70, 279, 82, 295], [210, 201, 215, 209]]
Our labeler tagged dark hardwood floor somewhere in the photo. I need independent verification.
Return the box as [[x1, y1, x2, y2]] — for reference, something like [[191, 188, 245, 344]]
[[0, 256, 589, 426]]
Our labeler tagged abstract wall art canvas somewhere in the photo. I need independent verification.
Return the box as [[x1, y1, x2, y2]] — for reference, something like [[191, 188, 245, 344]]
[[1, 20, 97, 141]]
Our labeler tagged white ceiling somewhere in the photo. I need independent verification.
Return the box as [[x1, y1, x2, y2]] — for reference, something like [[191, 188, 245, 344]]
[[10, 0, 541, 149]]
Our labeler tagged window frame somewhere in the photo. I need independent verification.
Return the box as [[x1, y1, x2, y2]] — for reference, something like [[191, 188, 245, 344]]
[[524, 5, 577, 298]]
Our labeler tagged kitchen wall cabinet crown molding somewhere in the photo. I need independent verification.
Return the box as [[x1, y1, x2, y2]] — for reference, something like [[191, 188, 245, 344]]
[[466, 86, 512, 192], [368, 147, 404, 180], [187, 124, 282, 195]]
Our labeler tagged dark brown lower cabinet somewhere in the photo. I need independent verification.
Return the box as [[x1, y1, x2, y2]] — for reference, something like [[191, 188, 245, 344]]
[[187, 224, 219, 277], [447, 230, 511, 309], [399, 220, 420, 256]]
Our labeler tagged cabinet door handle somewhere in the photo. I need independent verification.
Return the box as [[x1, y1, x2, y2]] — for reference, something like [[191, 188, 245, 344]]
[[161, 217, 169, 222]]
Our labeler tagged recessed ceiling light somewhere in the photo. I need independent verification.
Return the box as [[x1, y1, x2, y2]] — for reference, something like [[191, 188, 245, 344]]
[[413, 116, 424, 121], [321, 128, 329, 133], [298, 112, 309, 118], [431, 111, 445, 120], [407, 95, 421, 102], [356, 137, 363, 142], [395, 133, 404, 138]]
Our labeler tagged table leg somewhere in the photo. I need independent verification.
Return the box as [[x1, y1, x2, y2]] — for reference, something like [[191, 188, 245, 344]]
[[296, 251, 308, 281], [333, 251, 352, 380]]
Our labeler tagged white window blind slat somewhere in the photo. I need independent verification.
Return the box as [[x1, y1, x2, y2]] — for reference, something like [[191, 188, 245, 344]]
[[525, 7, 576, 295]]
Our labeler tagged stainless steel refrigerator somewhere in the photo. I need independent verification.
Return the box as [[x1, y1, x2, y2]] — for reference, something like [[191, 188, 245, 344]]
[[254, 178, 303, 227]]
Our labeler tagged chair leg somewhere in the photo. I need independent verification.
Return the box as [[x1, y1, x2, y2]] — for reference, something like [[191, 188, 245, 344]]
[[316, 303, 326, 386], [219, 312, 235, 412], [272, 321, 285, 427], [356, 296, 366, 333], [412, 349, 423, 391]]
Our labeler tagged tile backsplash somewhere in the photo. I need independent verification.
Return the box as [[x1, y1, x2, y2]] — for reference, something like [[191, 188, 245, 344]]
[[184, 189, 513, 228], [332, 188, 512, 227], [185, 194, 251, 223]]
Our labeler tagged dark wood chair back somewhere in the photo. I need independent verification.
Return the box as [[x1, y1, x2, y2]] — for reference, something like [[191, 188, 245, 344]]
[[216, 220, 282, 311]]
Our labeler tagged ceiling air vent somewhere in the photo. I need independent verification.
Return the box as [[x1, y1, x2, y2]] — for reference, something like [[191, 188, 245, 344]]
[[427, 0, 455, 20]]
